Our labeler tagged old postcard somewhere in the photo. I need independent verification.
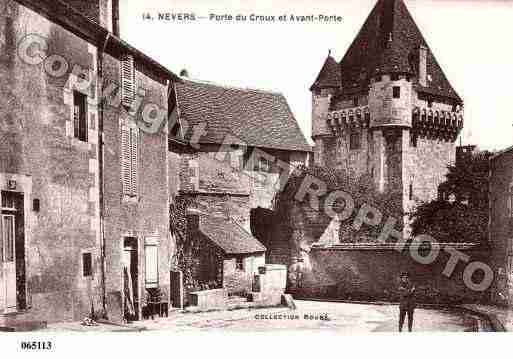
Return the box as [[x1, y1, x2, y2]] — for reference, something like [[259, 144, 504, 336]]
[[0, 0, 512, 356]]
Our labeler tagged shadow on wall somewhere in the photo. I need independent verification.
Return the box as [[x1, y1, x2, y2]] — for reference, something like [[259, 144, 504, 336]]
[[291, 247, 490, 304]]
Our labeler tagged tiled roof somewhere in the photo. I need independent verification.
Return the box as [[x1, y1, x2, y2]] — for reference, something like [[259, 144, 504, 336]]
[[316, 0, 462, 103], [174, 79, 312, 152], [310, 55, 341, 91], [199, 215, 266, 255]]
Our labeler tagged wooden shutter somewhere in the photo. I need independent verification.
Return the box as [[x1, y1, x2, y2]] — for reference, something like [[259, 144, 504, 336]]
[[129, 127, 139, 197], [121, 54, 135, 108], [120, 124, 131, 196], [144, 244, 158, 288]]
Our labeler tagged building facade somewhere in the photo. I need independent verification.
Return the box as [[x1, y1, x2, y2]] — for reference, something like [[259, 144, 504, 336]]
[[311, 0, 464, 233], [0, 0, 312, 325], [0, 0, 178, 325], [167, 79, 312, 296]]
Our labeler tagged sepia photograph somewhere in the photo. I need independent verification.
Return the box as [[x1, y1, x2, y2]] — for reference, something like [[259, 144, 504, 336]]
[[0, 0, 512, 356]]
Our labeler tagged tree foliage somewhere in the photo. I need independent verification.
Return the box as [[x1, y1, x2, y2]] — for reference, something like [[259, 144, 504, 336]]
[[409, 151, 493, 243], [274, 164, 404, 243]]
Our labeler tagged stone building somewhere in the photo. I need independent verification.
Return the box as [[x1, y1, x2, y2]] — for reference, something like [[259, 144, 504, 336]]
[[489, 147, 513, 306], [0, 0, 179, 326], [311, 0, 464, 233], [167, 78, 312, 295]]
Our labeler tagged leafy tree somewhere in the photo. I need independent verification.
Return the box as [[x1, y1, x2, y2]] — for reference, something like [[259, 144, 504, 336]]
[[409, 150, 493, 243]]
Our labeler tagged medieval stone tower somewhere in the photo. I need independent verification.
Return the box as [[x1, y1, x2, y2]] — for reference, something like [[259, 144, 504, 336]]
[[311, 0, 464, 226]]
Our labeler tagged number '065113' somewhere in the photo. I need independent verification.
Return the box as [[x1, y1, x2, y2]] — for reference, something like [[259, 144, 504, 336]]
[[20, 341, 53, 350]]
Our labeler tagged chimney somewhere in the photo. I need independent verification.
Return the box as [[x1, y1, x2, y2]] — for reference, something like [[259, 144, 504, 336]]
[[418, 45, 428, 87]]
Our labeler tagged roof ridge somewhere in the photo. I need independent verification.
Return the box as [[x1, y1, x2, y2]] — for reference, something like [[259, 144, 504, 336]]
[[180, 77, 283, 96]]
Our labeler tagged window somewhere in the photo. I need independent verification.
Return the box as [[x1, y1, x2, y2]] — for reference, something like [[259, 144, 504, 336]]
[[409, 183, 414, 201], [145, 243, 158, 288], [393, 86, 401, 99], [349, 132, 361, 150], [121, 123, 139, 198], [391, 74, 399, 81], [1, 191, 16, 210], [32, 198, 40, 212], [353, 97, 359, 107], [82, 252, 92, 277], [121, 54, 136, 108], [410, 132, 418, 148], [73, 91, 88, 142], [428, 99, 434, 108], [236, 256, 244, 271], [252, 156, 272, 172]]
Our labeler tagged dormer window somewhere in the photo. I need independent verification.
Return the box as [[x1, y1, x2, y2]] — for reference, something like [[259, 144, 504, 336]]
[[121, 54, 136, 108]]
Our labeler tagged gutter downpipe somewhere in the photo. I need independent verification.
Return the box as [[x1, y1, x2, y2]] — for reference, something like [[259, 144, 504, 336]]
[[98, 32, 111, 317]]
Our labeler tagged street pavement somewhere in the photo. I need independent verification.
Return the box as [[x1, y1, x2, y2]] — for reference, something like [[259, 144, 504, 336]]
[[135, 300, 478, 332]]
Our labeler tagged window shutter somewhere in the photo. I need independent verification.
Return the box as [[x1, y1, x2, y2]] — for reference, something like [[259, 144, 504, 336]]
[[129, 127, 139, 197], [120, 124, 131, 196], [121, 54, 135, 108], [144, 244, 158, 288]]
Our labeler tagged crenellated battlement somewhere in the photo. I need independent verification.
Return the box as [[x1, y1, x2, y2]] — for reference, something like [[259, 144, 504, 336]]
[[412, 106, 463, 142], [325, 106, 371, 135]]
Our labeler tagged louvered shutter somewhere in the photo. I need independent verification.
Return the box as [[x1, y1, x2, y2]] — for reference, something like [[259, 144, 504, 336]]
[[120, 124, 131, 196], [129, 127, 139, 197], [121, 54, 135, 108]]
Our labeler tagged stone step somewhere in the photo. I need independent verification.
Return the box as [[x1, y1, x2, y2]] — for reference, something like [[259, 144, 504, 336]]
[[0, 314, 47, 332], [227, 296, 248, 305]]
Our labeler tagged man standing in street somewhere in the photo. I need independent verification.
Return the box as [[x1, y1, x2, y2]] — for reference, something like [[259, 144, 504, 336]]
[[398, 272, 416, 332]]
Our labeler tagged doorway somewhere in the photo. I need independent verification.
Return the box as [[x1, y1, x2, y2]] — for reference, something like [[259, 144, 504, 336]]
[[1, 191, 25, 313], [123, 237, 139, 321]]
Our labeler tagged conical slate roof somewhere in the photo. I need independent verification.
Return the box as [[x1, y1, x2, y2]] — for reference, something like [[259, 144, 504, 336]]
[[310, 54, 341, 91], [313, 0, 462, 103]]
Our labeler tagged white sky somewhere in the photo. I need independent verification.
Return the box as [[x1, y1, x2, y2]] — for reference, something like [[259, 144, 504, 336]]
[[120, 0, 513, 151]]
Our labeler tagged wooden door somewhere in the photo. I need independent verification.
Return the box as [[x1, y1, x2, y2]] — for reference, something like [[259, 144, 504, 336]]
[[2, 214, 16, 312]]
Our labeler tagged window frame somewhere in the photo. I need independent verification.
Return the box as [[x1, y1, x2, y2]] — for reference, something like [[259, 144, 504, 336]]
[[392, 86, 401, 99], [349, 132, 361, 150], [73, 91, 88, 142], [235, 256, 244, 271], [82, 252, 92, 277], [410, 132, 418, 148]]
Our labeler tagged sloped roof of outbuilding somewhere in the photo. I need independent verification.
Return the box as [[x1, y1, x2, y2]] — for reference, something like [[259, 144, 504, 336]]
[[174, 79, 312, 152], [199, 215, 266, 255]]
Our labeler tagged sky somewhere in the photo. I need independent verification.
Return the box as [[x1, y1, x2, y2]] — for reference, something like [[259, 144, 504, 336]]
[[119, 0, 513, 151]]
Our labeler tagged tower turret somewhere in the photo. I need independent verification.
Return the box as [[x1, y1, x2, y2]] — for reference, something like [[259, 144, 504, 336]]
[[310, 0, 464, 235]]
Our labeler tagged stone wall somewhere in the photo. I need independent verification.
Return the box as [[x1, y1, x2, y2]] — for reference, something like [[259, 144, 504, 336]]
[[223, 254, 265, 295], [0, 1, 101, 322], [489, 151, 513, 306], [101, 51, 171, 322], [297, 246, 489, 303]]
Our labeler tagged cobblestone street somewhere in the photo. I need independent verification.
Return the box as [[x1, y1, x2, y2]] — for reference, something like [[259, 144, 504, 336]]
[[132, 300, 479, 332]]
